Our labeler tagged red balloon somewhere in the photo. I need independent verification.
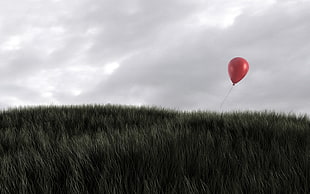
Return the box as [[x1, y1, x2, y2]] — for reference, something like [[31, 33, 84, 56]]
[[228, 57, 249, 85]]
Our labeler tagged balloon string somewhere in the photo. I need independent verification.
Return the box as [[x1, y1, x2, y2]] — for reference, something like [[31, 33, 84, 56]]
[[220, 84, 234, 110]]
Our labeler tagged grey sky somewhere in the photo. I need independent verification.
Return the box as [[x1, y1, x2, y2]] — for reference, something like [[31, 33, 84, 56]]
[[1, 0, 310, 115]]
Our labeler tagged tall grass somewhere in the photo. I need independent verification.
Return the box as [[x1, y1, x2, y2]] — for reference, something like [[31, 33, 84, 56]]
[[0, 104, 309, 193]]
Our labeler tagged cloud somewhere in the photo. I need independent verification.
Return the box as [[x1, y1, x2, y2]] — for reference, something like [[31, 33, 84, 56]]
[[0, 0, 309, 115]]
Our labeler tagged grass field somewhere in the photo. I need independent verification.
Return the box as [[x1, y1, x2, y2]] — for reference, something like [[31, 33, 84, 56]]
[[0, 104, 309, 193]]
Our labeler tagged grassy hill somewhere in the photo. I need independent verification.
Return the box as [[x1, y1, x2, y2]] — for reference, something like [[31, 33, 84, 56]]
[[0, 104, 309, 193]]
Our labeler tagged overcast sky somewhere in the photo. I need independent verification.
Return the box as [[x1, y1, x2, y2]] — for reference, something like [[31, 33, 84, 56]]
[[1, 0, 310, 115]]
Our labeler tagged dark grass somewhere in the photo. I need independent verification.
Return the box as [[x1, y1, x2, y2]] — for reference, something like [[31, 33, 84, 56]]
[[0, 104, 309, 193]]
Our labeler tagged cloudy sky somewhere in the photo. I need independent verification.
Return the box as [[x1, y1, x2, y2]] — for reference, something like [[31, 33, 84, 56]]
[[1, 0, 310, 115]]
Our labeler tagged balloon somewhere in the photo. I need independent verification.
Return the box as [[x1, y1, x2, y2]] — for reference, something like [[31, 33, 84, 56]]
[[228, 57, 249, 85]]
